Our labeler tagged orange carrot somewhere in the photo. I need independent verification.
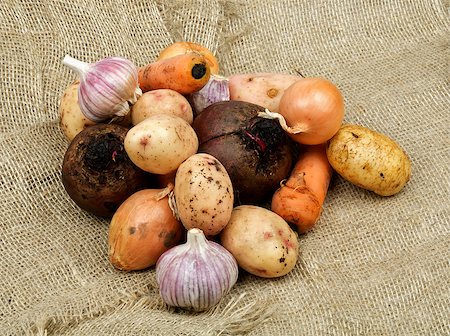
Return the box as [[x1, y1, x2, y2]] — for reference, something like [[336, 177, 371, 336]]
[[158, 41, 220, 75], [138, 52, 210, 94], [271, 144, 333, 233]]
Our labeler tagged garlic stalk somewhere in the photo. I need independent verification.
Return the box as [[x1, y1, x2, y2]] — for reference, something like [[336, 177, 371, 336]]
[[156, 228, 238, 312], [62, 55, 142, 122]]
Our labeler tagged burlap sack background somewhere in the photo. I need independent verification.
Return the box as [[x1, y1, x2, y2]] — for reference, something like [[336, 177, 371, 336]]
[[1, 0, 449, 335]]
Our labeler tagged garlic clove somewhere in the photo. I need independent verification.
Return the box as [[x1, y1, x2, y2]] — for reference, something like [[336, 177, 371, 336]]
[[62, 55, 142, 122], [189, 74, 230, 116], [111, 100, 131, 118], [130, 87, 143, 105], [156, 228, 238, 312]]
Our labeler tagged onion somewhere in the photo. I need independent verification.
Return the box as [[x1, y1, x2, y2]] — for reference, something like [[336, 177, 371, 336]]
[[260, 78, 344, 145], [108, 185, 184, 271]]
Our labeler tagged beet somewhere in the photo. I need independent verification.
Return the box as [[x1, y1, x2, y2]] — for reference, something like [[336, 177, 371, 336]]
[[192, 101, 297, 205], [62, 124, 153, 217]]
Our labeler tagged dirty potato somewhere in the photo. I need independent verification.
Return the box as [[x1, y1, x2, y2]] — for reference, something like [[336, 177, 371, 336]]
[[326, 124, 411, 196], [220, 205, 299, 278], [124, 114, 198, 174], [228, 72, 301, 112], [59, 80, 96, 141], [174, 153, 234, 236]]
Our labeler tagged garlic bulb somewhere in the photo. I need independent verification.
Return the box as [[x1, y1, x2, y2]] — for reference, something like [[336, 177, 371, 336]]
[[62, 55, 142, 122], [156, 228, 238, 311], [189, 74, 229, 115]]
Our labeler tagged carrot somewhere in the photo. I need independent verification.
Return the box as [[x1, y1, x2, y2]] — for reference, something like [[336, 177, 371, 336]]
[[157, 41, 220, 75], [138, 52, 211, 94], [271, 144, 333, 233]]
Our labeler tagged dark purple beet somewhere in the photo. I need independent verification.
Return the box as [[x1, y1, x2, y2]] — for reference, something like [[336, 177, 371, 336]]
[[62, 124, 153, 217], [193, 101, 297, 205]]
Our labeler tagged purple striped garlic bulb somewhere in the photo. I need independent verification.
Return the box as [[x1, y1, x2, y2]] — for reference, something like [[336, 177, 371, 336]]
[[156, 228, 238, 312], [62, 55, 142, 122], [189, 74, 230, 115]]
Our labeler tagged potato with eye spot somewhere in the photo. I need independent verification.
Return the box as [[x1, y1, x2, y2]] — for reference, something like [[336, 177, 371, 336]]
[[220, 205, 299, 278], [124, 114, 198, 174], [174, 153, 234, 236], [326, 124, 411, 196]]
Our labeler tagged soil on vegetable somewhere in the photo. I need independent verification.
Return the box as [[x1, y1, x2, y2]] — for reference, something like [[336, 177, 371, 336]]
[[239, 117, 288, 174], [84, 132, 126, 171]]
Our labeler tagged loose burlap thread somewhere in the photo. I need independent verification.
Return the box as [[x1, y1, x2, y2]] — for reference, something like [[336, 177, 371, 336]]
[[1, 0, 449, 335]]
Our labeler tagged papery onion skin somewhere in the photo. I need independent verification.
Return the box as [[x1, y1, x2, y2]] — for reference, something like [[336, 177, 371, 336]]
[[278, 78, 344, 145], [156, 228, 238, 312]]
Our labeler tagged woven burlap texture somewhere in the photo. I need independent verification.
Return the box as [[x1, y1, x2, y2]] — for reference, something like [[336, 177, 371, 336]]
[[1, 0, 449, 335]]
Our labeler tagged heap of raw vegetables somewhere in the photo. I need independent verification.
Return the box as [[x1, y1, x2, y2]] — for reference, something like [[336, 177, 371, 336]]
[[59, 42, 411, 312]]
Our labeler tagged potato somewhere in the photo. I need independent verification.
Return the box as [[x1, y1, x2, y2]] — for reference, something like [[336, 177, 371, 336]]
[[59, 80, 96, 141], [124, 114, 198, 174], [130, 89, 193, 125], [228, 73, 301, 112], [175, 153, 234, 236], [220, 205, 299, 278], [326, 124, 412, 196]]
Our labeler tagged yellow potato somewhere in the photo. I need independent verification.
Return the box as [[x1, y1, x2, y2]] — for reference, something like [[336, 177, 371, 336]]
[[59, 80, 134, 141], [174, 153, 234, 236], [58, 80, 96, 141], [326, 124, 411, 196], [124, 114, 198, 174], [228, 73, 301, 112], [220, 205, 299, 278], [130, 89, 193, 126]]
